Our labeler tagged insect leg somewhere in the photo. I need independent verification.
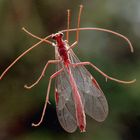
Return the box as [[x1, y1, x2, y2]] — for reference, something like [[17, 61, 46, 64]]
[[24, 60, 61, 89], [67, 5, 83, 52], [22, 27, 53, 45], [66, 9, 70, 43], [70, 62, 136, 84], [76, 5, 83, 43], [32, 68, 64, 127]]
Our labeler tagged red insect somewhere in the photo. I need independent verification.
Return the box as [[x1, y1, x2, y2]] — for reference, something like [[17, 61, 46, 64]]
[[0, 5, 136, 132]]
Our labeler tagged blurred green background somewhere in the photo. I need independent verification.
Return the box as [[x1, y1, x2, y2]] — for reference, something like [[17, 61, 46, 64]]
[[0, 0, 139, 140]]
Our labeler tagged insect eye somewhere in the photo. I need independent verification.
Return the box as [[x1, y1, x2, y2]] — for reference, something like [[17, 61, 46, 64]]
[[51, 34, 56, 40], [59, 32, 64, 37]]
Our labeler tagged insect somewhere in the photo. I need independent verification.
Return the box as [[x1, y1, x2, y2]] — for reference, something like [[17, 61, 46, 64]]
[[0, 5, 136, 132]]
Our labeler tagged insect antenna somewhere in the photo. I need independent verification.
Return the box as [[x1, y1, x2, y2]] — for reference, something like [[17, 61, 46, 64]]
[[0, 29, 53, 80], [61, 27, 134, 53]]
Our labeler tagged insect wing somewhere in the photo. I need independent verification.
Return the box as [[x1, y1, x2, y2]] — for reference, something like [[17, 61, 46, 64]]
[[55, 88, 77, 132], [69, 49, 108, 122], [54, 47, 77, 132]]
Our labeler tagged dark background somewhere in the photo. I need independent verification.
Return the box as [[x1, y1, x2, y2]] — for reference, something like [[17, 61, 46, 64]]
[[0, 0, 139, 140]]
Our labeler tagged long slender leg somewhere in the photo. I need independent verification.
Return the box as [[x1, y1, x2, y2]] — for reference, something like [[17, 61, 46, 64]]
[[32, 68, 64, 127], [22, 27, 53, 45], [70, 62, 136, 84], [24, 60, 61, 89], [66, 9, 70, 43], [76, 5, 83, 43], [67, 5, 83, 52]]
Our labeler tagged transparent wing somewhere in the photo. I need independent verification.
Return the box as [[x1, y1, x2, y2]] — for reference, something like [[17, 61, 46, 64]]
[[68, 49, 108, 122], [55, 89, 77, 133], [54, 44, 108, 132], [54, 46, 77, 132]]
